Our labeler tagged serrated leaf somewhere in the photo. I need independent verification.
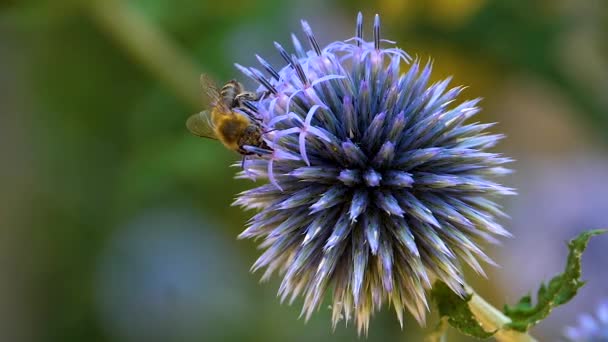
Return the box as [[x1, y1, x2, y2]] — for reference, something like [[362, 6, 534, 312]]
[[504, 229, 607, 332], [431, 281, 496, 339]]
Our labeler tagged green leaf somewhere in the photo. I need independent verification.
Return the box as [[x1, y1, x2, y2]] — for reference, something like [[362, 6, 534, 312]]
[[504, 229, 607, 332], [431, 282, 496, 339]]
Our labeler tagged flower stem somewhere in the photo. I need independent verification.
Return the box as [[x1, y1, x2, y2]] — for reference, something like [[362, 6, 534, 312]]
[[87, 0, 202, 110], [467, 289, 537, 342]]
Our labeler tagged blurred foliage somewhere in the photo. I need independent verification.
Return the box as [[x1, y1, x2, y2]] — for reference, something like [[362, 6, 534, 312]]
[[1, 0, 606, 341]]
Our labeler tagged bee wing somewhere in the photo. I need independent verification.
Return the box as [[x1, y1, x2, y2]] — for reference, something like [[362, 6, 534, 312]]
[[186, 110, 217, 140], [200, 74, 230, 111]]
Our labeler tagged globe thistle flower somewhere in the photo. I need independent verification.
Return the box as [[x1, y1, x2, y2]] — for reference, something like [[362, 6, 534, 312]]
[[564, 300, 608, 342], [233, 13, 514, 334]]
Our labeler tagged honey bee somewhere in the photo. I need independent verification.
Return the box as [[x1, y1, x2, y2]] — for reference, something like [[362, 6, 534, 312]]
[[186, 75, 270, 155]]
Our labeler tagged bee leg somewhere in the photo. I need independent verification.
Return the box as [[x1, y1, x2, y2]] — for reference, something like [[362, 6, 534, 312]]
[[251, 90, 270, 101], [235, 92, 257, 103], [236, 90, 270, 103]]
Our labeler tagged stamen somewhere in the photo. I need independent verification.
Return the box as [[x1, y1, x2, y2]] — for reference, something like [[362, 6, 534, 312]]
[[256, 54, 280, 80], [301, 20, 322, 56], [291, 34, 307, 58], [374, 14, 380, 50], [274, 41, 293, 66], [356, 12, 363, 47], [291, 54, 309, 86], [241, 100, 259, 113], [234, 63, 254, 79], [236, 63, 278, 95], [250, 68, 278, 94]]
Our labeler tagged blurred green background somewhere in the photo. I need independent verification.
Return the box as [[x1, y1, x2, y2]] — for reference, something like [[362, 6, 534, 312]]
[[1, 0, 607, 341]]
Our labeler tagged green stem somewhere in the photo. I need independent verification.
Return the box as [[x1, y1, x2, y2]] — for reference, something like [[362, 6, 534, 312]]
[[467, 290, 537, 342], [425, 317, 449, 342], [87, 0, 202, 110]]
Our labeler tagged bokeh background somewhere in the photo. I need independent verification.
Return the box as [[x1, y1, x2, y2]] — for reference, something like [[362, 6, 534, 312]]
[[1, 0, 607, 341]]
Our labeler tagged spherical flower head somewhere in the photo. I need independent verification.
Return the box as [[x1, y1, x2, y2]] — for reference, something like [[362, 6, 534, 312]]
[[234, 13, 514, 334], [564, 300, 608, 342]]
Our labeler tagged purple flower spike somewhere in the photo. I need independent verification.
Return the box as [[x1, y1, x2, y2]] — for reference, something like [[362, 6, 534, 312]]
[[233, 12, 513, 335]]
